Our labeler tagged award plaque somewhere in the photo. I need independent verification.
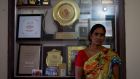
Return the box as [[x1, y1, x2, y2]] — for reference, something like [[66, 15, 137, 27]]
[[43, 46, 66, 75], [17, 14, 43, 40], [55, 32, 78, 39], [17, 44, 41, 75], [46, 49, 63, 67], [53, 0, 80, 26]]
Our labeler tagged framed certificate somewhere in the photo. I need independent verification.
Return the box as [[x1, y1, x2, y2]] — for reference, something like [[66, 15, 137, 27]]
[[16, 14, 43, 40], [67, 45, 86, 76], [17, 44, 42, 75]]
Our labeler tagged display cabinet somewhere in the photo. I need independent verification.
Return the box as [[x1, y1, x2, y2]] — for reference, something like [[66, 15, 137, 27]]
[[8, 0, 126, 79]]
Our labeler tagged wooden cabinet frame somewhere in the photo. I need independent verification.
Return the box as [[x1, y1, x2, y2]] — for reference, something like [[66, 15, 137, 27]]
[[8, 0, 126, 79]]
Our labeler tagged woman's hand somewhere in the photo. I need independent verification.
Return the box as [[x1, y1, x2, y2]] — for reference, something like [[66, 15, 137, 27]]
[[75, 66, 84, 79], [113, 64, 119, 79]]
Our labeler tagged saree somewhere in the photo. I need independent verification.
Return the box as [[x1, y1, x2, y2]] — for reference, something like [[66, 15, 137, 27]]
[[83, 49, 121, 79]]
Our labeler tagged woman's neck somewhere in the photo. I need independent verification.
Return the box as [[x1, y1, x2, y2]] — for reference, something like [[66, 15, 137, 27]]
[[86, 44, 102, 57], [89, 44, 102, 50]]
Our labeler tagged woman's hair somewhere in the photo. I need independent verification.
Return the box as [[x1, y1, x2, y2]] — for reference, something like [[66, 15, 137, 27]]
[[88, 24, 106, 43]]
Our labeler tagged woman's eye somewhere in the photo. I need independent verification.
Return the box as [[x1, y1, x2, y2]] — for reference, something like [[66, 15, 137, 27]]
[[101, 34, 105, 36], [94, 33, 105, 37], [95, 33, 98, 36]]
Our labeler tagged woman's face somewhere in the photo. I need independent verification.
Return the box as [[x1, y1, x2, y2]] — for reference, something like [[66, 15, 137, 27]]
[[90, 28, 105, 46]]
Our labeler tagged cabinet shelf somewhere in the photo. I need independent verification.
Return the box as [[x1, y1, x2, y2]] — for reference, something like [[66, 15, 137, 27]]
[[15, 76, 75, 79], [16, 5, 49, 9]]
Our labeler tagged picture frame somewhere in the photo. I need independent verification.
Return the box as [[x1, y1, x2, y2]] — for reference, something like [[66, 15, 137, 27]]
[[90, 20, 113, 37], [75, 19, 89, 39], [17, 44, 42, 75], [67, 45, 86, 76], [79, 0, 92, 19], [16, 14, 43, 40]]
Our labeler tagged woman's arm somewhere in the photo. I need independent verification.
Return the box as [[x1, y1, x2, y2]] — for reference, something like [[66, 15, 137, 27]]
[[75, 66, 84, 79], [113, 64, 119, 79]]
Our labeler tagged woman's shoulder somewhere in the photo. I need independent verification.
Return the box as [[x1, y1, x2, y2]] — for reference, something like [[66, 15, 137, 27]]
[[101, 46, 118, 55], [78, 48, 87, 54], [77, 48, 88, 56]]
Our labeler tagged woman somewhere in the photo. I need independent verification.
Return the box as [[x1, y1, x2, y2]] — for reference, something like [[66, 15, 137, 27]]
[[75, 24, 121, 79]]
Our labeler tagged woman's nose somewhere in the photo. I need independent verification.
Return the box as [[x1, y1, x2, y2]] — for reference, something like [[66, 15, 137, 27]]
[[96, 34, 102, 39]]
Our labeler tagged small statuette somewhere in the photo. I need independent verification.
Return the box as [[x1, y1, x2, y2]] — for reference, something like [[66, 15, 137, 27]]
[[32, 69, 42, 76], [58, 63, 66, 76]]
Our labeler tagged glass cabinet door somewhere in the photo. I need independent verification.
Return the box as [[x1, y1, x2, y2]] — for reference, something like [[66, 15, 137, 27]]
[[78, 0, 118, 50], [8, 0, 125, 79]]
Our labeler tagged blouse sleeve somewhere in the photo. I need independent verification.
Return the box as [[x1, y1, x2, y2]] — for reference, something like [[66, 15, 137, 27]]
[[75, 50, 88, 67]]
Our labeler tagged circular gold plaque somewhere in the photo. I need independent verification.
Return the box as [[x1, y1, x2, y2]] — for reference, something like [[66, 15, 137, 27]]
[[53, 0, 80, 26]]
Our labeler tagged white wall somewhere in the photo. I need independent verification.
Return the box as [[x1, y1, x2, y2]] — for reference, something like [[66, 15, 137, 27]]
[[125, 0, 140, 79], [0, 0, 8, 79]]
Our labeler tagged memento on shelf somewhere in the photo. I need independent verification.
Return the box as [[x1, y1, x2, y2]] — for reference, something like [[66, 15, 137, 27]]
[[46, 49, 63, 67], [58, 63, 66, 76], [29, 0, 36, 5], [42, 0, 49, 5], [32, 69, 42, 76], [53, 0, 80, 26], [45, 66, 58, 76], [55, 32, 78, 39]]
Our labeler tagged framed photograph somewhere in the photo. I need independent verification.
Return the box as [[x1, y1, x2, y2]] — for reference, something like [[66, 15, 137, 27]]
[[80, 0, 92, 14], [67, 46, 86, 76], [75, 19, 89, 39], [16, 14, 43, 40], [90, 20, 112, 37], [79, 0, 92, 19], [17, 44, 42, 75]]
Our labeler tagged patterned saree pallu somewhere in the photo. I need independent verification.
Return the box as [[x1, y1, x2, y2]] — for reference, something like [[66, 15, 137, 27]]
[[83, 49, 121, 79]]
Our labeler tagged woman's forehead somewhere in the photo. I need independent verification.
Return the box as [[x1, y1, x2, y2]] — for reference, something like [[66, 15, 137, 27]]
[[93, 28, 105, 33]]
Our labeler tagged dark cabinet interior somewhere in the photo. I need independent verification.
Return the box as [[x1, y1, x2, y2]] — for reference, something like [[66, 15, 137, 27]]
[[8, 0, 126, 79]]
